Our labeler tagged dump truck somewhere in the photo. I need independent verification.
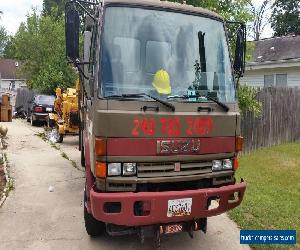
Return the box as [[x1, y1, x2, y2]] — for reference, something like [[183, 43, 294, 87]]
[[65, 0, 247, 247]]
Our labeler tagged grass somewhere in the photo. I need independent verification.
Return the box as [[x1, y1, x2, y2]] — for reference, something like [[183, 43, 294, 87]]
[[229, 142, 300, 249], [36, 129, 83, 172], [61, 152, 69, 160]]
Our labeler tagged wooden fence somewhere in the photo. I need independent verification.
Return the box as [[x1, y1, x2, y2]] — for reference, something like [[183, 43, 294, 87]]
[[242, 87, 300, 152]]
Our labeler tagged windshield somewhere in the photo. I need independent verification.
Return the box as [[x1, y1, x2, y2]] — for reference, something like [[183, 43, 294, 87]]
[[35, 95, 55, 105], [101, 7, 235, 103]]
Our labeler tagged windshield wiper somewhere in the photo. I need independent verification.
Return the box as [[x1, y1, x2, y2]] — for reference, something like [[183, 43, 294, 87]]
[[168, 94, 229, 112], [106, 93, 175, 112], [205, 95, 229, 112]]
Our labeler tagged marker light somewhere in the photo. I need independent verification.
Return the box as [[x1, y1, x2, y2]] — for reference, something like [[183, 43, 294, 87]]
[[95, 138, 106, 156], [233, 158, 239, 171], [95, 162, 106, 178], [236, 136, 244, 152]]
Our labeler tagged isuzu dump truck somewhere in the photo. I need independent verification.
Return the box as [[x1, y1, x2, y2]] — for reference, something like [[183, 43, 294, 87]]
[[65, 0, 247, 247]]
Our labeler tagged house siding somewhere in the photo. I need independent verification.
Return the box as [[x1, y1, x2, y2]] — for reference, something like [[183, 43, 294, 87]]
[[240, 66, 300, 87], [288, 72, 300, 87]]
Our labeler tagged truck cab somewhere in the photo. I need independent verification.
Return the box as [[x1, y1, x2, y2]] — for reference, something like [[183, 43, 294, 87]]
[[65, 0, 246, 245]]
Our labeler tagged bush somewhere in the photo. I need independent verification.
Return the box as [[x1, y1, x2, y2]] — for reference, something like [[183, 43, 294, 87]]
[[237, 85, 262, 118]]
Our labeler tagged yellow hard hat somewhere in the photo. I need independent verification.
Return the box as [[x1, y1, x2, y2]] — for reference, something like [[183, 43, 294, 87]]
[[152, 69, 171, 95]]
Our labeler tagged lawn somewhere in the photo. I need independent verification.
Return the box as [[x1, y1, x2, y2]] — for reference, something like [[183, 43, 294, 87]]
[[229, 142, 300, 249]]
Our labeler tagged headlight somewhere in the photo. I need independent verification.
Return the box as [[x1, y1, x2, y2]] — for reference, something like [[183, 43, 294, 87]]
[[122, 163, 137, 176], [212, 160, 222, 171], [222, 159, 233, 170], [107, 163, 121, 176]]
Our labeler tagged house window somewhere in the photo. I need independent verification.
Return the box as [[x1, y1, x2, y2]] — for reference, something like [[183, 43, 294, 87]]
[[264, 75, 274, 87], [276, 74, 287, 87]]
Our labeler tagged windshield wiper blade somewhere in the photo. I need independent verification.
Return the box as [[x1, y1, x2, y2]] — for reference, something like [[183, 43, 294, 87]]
[[205, 95, 229, 112], [105, 94, 143, 99], [167, 94, 229, 112], [142, 93, 175, 112], [106, 93, 175, 112]]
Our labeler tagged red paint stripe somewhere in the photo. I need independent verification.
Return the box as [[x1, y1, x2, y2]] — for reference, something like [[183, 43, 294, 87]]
[[107, 137, 235, 156]]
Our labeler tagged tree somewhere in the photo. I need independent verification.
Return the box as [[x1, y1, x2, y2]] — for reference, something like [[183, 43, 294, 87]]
[[170, 0, 252, 23], [0, 26, 8, 57], [42, 0, 67, 17], [247, 0, 272, 41], [271, 0, 300, 36], [9, 11, 76, 94]]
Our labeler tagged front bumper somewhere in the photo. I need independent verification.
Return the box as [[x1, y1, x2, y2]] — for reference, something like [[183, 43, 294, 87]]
[[90, 181, 246, 226]]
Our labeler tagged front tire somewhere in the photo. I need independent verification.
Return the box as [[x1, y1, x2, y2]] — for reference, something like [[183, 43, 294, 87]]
[[80, 130, 85, 167], [47, 118, 55, 128], [57, 133, 64, 143], [30, 115, 36, 126], [84, 190, 105, 237]]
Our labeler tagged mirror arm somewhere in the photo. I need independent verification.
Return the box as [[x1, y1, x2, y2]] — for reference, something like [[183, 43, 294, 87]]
[[66, 0, 98, 22], [76, 61, 94, 65], [73, 60, 90, 80]]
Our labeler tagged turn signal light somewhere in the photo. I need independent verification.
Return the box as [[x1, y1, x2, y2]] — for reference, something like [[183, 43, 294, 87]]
[[95, 162, 106, 178], [95, 138, 106, 156], [235, 136, 244, 152], [233, 158, 239, 171]]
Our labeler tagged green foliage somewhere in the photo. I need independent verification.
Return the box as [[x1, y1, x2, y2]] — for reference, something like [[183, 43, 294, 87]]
[[245, 41, 255, 62], [271, 0, 300, 36], [170, 0, 252, 23], [237, 85, 262, 117], [43, 0, 67, 18], [0, 26, 9, 57], [8, 11, 76, 94], [0, 11, 10, 58]]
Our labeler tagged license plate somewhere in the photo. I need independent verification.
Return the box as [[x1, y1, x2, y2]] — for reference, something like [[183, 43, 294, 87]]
[[167, 198, 192, 217], [46, 107, 52, 112], [165, 224, 183, 234]]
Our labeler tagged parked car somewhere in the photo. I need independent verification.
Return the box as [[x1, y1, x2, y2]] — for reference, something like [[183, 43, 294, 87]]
[[27, 95, 55, 126]]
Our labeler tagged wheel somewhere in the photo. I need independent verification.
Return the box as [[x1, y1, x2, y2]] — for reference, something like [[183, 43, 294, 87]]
[[84, 190, 105, 237], [57, 133, 64, 143], [81, 145, 85, 167], [47, 118, 55, 128], [27, 111, 31, 122], [80, 130, 85, 167], [30, 115, 36, 126]]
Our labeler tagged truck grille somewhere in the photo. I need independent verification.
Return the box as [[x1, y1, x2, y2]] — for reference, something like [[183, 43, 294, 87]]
[[137, 162, 212, 178]]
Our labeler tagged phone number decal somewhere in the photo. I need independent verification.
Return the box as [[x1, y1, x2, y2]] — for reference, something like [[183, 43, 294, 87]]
[[131, 117, 213, 137]]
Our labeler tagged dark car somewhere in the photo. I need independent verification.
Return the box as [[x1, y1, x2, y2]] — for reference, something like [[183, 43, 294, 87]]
[[27, 95, 55, 126]]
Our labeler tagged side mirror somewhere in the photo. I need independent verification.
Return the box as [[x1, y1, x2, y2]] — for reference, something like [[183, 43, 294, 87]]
[[65, 3, 80, 61], [233, 24, 246, 78]]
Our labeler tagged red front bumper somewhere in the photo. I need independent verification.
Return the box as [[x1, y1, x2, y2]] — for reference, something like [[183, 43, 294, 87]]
[[90, 181, 246, 226]]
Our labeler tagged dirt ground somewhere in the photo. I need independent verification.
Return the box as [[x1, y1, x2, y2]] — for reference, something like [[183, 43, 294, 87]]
[[0, 119, 250, 250]]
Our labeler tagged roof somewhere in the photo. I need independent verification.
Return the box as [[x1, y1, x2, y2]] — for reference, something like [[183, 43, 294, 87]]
[[0, 59, 25, 80], [251, 35, 300, 64], [104, 0, 223, 20]]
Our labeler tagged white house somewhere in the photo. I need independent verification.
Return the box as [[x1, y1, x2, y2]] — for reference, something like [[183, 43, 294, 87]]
[[0, 59, 27, 110], [240, 35, 300, 87]]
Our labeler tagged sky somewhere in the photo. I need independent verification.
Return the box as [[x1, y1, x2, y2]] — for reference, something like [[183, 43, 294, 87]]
[[0, 0, 274, 38], [0, 0, 43, 35]]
